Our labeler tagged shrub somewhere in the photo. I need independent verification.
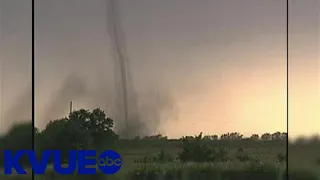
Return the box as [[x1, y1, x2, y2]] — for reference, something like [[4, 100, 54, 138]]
[[178, 133, 229, 163], [235, 148, 250, 162], [157, 149, 174, 163], [134, 156, 155, 164], [277, 152, 286, 163], [134, 150, 175, 164]]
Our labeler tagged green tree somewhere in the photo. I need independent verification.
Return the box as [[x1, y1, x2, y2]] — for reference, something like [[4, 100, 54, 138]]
[[271, 132, 282, 140], [37, 108, 118, 152], [85, 108, 119, 149], [261, 133, 272, 140], [37, 118, 68, 150], [2, 121, 32, 150], [0, 121, 32, 166], [250, 134, 260, 140], [280, 132, 287, 140]]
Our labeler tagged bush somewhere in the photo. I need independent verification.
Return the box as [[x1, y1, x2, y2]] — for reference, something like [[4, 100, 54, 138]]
[[157, 150, 174, 163], [134, 156, 155, 164], [0, 122, 32, 167], [134, 150, 174, 164], [178, 133, 229, 163], [277, 152, 286, 163], [235, 148, 250, 162], [237, 147, 244, 152]]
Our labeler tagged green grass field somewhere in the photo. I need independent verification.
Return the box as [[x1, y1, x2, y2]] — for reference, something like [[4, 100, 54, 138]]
[[1, 140, 319, 180]]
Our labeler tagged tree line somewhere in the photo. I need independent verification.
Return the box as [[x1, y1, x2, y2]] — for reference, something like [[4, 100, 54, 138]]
[[0, 107, 317, 157]]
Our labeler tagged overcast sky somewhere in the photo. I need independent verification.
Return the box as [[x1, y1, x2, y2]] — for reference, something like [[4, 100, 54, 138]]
[[0, 0, 319, 138]]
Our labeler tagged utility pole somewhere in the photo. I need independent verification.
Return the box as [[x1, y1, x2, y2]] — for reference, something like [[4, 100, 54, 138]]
[[69, 101, 73, 115]]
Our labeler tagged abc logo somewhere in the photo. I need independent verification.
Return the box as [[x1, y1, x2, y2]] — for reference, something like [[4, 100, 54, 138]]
[[97, 150, 122, 174], [98, 156, 121, 166]]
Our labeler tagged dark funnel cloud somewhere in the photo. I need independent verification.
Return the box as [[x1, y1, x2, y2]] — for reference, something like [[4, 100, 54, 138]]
[[106, 0, 177, 138], [33, 0, 178, 137]]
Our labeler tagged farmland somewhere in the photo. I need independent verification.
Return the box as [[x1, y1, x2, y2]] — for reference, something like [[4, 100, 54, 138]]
[[2, 137, 320, 180], [0, 108, 319, 180]]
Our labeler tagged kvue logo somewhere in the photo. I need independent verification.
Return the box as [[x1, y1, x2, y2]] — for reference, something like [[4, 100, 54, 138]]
[[3, 150, 122, 175]]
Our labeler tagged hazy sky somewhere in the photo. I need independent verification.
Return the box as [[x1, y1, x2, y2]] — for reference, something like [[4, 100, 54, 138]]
[[0, 0, 319, 138]]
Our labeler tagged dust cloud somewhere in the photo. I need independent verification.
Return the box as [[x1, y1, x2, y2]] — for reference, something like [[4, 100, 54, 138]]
[[40, 70, 177, 138], [2, 0, 178, 138], [0, 85, 31, 134]]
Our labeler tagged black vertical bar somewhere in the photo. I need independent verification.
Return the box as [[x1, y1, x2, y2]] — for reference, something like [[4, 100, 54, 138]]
[[286, 0, 289, 179], [32, 0, 35, 179]]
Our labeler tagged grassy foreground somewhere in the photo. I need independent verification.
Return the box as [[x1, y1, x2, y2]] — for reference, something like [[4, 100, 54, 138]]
[[1, 140, 319, 180], [0, 163, 318, 180]]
